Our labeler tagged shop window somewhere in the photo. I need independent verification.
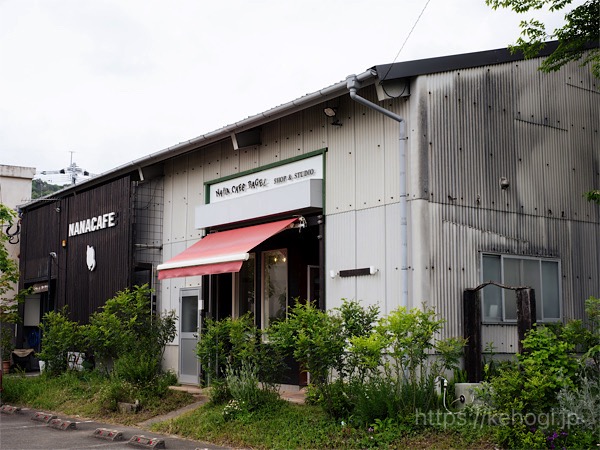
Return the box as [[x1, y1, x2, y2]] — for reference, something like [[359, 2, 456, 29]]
[[482, 254, 561, 323], [262, 249, 288, 329], [237, 253, 256, 318]]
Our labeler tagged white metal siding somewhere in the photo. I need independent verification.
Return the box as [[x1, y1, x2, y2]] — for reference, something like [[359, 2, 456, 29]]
[[354, 88, 386, 210], [385, 202, 402, 315], [325, 94, 357, 214], [280, 110, 304, 161], [325, 210, 357, 310], [302, 104, 328, 153], [355, 207, 386, 309]]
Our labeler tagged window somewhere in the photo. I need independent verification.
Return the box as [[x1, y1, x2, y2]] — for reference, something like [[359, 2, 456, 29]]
[[481, 254, 561, 322], [262, 249, 288, 329]]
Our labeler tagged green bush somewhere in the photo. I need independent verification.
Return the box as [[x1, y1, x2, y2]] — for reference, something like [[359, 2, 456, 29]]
[[374, 305, 464, 415], [85, 285, 176, 366], [37, 285, 176, 382], [348, 376, 402, 425], [113, 351, 160, 386], [96, 375, 136, 411], [486, 324, 579, 418], [225, 360, 279, 411], [38, 307, 82, 376], [196, 313, 276, 383], [483, 297, 600, 449], [267, 300, 345, 387], [197, 314, 285, 406]]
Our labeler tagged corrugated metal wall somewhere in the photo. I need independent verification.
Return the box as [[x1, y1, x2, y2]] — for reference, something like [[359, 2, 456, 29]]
[[422, 58, 599, 349]]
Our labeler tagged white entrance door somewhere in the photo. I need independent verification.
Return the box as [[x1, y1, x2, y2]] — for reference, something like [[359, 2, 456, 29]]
[[179, 289, 201, 385]]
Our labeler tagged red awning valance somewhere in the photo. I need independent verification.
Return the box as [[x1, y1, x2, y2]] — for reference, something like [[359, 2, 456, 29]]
[[157, 218, 297, 280]]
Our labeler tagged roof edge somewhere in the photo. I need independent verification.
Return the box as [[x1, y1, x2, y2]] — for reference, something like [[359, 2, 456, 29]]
[[374, 41, 566, 81]]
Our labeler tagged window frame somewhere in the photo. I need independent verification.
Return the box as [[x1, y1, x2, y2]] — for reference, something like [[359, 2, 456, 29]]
[[480, 253, 562, 324]]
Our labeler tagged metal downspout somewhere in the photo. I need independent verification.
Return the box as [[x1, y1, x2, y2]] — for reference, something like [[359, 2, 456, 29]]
[[346, 75, 408, 308]]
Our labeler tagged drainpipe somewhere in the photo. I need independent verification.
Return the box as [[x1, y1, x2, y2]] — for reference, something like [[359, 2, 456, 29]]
[[346, 75, 408, 308]]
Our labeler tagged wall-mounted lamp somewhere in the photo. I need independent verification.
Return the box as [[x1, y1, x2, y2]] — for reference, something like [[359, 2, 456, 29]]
[[324, 107, 343, 126], [323, 107, 337, 117], [499, 177, 510, 190]]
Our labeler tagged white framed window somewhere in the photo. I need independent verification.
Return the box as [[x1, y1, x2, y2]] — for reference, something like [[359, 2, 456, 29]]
[[481, 254, 561, 323]]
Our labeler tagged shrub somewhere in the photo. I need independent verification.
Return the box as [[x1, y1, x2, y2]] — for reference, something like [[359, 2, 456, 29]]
[[197, 314, 285, 406], [96, 375, 136, 411], [486, 323, 579, 419], [196, 313, 266, 383], [113, 351, 160, 386], [375, 305, 465, 414], [347, 376, 402, 425], [38, 307, 82, 376], [267, 300, 345, 387], [225, 360, 279, 411], [84, 284, 176, 380], [483, 297, 600, 449]]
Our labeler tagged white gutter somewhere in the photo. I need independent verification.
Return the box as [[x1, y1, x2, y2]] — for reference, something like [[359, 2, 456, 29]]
[[346, 74, 409, 308]]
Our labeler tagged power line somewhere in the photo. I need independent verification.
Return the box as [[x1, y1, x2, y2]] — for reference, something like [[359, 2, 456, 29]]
[[382, 0, 433, 82]]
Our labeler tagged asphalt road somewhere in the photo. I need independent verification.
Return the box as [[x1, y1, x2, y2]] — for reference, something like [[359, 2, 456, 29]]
[[0, 406, 231, 450]]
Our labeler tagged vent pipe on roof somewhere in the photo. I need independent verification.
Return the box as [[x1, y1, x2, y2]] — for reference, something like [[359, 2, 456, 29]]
[[346, 74, 409, 308]]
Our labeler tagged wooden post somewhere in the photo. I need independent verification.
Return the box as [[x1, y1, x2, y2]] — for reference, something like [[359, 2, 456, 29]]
[[463, 289, 482, 382], [517, 288, 536, 353]]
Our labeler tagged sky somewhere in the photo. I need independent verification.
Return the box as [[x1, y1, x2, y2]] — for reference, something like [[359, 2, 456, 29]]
[[0, 0, 575, 186]]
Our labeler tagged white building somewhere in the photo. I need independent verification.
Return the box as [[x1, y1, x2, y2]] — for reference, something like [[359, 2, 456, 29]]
[[0, 165, 35, 300], [18, 43, 599, 385]]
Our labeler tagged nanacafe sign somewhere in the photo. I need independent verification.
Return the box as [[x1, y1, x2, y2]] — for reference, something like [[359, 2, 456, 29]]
[[209, 154, 323, 203], [68, 212, 118, 237]]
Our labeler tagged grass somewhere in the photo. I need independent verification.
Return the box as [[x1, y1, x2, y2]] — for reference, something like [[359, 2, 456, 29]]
[[151, 399, 497, 449], [2, 371, 496, 448], [1, 370, 196, 426]]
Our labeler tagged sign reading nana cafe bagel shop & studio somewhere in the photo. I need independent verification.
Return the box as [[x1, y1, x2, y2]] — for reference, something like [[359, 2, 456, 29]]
[[209, 154, 323, 203], [68, 212, 118, 237]]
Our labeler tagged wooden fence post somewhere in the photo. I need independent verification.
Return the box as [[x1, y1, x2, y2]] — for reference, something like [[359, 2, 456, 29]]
[[517, 288, 537, 353], [463, 288, 482, 383]]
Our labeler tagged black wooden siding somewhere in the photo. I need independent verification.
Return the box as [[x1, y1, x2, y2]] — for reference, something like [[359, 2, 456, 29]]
[[21, 176, 133, 324]]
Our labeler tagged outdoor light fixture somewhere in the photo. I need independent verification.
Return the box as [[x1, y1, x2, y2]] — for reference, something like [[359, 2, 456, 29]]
[[323, 107, 337, 117]]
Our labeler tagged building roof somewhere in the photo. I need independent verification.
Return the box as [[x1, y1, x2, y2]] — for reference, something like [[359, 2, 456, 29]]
[[23, 41, 566, 208], [375, 41, 561, 81]]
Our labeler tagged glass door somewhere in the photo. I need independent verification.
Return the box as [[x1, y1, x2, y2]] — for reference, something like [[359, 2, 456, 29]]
[[179, 289, 201, 384], [262, 249, 288, 329]]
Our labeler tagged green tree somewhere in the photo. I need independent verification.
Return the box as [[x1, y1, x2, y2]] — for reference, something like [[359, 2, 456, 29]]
[[486, 0, 600, 78], [31, 179, 66, 199], [0, 204, 31, 361]]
